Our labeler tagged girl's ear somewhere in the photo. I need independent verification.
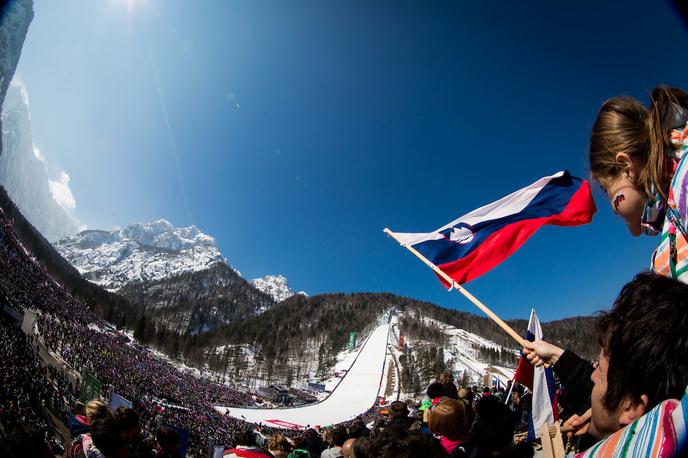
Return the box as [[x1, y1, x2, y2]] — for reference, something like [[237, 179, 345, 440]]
[[614, 152, 638, 181]]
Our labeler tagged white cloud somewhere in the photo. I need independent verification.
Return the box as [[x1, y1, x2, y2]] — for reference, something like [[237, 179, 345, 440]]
[[32, 145, 44, 162], [10, 78, 30, 110], [49, 171, 76, 210]]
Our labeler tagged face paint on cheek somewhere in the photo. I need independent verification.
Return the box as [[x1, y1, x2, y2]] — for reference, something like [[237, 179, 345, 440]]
[[613, 193, 625, 213]]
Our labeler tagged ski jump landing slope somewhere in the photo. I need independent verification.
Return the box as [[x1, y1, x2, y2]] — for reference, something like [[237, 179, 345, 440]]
[[215, 324, 390, 429]]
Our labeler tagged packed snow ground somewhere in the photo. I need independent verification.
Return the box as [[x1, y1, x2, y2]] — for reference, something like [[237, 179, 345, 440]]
[[215, 324, 390, 429], [405, 314, 517, 387]]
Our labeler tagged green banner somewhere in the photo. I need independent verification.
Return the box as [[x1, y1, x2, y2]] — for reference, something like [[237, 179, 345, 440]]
[[348, 331, 356, 350], [82, 373, 102, 402]]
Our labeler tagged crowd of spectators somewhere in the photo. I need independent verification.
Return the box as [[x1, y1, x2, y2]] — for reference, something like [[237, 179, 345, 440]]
[[2, 205, 688, 457], [0, 311, 74, 457]]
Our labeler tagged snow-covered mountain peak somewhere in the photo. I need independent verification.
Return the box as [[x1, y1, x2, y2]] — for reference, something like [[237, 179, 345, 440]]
[[116, 219, 215, 251], [54, 220, 226, 290], [250, 274, 307, 304]]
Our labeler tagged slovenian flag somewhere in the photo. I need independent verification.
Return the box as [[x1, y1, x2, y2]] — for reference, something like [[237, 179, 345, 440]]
[[392, 171, 595, 286], [514, 309, 558, 440]]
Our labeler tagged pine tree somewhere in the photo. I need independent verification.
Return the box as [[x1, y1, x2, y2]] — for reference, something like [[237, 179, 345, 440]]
[[133, 314, 146, 342]]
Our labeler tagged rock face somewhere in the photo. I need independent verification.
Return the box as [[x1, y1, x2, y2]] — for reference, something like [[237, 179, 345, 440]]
[[0, 2, 80, 242], [119, 262, 274, 335], [0, 0, 33, 122], [1, 83, 82, 241], [250, 274, 307, 305]]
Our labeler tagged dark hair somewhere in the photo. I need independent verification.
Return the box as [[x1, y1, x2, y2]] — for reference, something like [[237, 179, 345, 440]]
[[331, 426, 349, 447], [348, 420, 370, 438], [597, 271, 688, 411], [379, 430, 446, 458], [7, 423, 51, 458], [156, 426, 181, 451], [91, 417, 124, 457], [471, 396, 515, 451], [442, 382, 459, 400], [74, 401, 86, 416], [114, 406, 139, 430], [351, 436, 376, 457], [426, 382, 444, 399], [387, 400, 409, 419]]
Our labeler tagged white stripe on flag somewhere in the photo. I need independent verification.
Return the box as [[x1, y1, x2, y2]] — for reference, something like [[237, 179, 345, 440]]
[[529, 309, 555, 439], [393, 171, 565, 246]]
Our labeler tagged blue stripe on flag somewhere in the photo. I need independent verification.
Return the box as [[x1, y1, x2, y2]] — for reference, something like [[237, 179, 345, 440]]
[[411, 173, 579, 265], [545, 367, 556, 406]]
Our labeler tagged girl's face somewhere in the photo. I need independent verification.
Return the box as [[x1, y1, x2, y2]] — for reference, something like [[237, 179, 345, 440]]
[[601, 174, 646, 236]]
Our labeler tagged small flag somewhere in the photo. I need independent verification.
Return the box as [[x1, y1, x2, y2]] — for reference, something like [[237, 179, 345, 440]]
[[392, 171, 595, 286], [513, 309, 558, 440]]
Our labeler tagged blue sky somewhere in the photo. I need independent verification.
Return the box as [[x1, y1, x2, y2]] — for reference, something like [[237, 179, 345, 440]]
[[13, 0, 688, 321]]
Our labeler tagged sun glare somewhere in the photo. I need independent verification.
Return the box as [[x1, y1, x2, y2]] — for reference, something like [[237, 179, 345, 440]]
[[112, 0, 143, 15]]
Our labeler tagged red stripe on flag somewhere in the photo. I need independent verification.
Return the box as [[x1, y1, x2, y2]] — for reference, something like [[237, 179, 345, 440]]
[[513, 355, 534, 390], [436, 181, 595, 286]]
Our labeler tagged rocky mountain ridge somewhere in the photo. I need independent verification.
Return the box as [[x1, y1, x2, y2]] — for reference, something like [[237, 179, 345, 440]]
[[55, 219, 227, 290], [53, 220, 309, 334], [250, 274, 308, 304]]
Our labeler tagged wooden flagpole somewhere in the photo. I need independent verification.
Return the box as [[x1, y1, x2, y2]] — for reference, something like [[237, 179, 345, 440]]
[[384, 228, 526, 348]]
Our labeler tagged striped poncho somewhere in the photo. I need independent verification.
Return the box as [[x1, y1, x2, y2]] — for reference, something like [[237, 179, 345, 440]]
[[571, 385, 687, 457], [652, 122, 688, 283]]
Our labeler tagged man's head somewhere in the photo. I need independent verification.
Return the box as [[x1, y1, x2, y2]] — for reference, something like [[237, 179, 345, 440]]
[[470, 395, 515, 452], [156, 426, 181, 453], [387, 400, 409, 419], [347, 420, 369, 439], [114, 407, 140, 443], [91, 417, 126, 458], [589, 271, 688, 438], [330, 426, 349, 448], [426, 382, 444, 399]]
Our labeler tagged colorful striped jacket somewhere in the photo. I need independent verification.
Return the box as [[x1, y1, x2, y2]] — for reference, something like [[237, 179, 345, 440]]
[[652, 123, 688, 283], [571, 385, 687, 457]]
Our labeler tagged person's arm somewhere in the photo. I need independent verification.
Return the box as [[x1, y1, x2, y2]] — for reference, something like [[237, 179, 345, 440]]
[[553, 349, 594, 417], [523, 341, 594, 417]]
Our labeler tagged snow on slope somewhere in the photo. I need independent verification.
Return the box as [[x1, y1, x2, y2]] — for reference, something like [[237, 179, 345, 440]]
[[54, 219, 227, 290], [401, 313, 517, 388], [216, 323, 391, 428]]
